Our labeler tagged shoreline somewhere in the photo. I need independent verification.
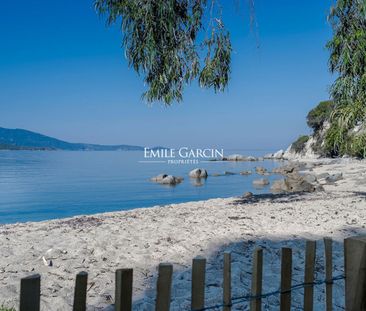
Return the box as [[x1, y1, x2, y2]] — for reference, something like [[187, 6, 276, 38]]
[[0, 158, 365, 310]]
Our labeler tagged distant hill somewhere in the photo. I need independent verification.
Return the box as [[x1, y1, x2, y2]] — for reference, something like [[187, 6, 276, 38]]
[[0, 127, 149, 151]]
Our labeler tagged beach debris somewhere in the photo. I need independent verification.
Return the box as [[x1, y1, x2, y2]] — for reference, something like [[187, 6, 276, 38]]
[[252, 178, 270, 187], [189, 168, 208, 178], [42, 256, 53, 267], [150, 174, 183, 185]]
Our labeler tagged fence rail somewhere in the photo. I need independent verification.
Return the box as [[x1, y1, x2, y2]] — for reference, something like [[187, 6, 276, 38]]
[[16, 235, 366, 310]]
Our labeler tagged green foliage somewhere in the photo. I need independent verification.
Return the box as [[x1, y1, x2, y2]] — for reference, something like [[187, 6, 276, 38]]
[[327, 0, 366, 106], [349, 134, 366, 158], [291, 135, 309, 154], [324, 101, 366, 157], [306, 100, 334, 132], [95, 0, 232, 104], [0, 305, 15, 311], [323, 0, 366, 158]]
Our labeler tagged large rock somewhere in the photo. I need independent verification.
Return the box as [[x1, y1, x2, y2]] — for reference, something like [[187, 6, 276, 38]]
[[303, 173, 317, 184], [317, 172, 330, 180], [243, 191, 253, 198], [264, 149, 284, 160], [271, 173, 322, 193], [189, 168, 208, 178], [150, 174, 168, 182], [325, 173, 343, 183], [271, 162, 304, 175], [151, 174, 183, 185], [273, 149, 284, 159], [253, 178, 270, 187]]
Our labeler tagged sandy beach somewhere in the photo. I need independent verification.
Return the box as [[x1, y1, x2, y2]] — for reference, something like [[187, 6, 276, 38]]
[[1, 158, 366, 310]]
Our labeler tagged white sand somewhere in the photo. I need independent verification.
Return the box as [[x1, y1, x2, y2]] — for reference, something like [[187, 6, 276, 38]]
[[0, 159, 366, 310]]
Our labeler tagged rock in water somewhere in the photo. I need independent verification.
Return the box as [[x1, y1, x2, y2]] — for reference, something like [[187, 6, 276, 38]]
[[223, 154, 257, 161], [255, 166, 268, 175], [150, 174, 168, 182], [189, 168, 208, 178], [151, 174, 183, 185], [240, 170, 252, 175], [253, 178, 270, 187], [243, 191, 253, 198]]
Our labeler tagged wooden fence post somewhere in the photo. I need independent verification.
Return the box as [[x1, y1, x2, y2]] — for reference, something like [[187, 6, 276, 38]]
[[304, 240, 316, 311], [280, 248, 292, 311], [191, 257, 206, 310], [19, 274, 41, 311], [223, 252, 232, 311], [344, 236, 366, 311], [73, 271, 88, 311], [324, 238, 333, 311], [115, 268, 133, 311], [155, 263, 173, 311], [250, 248, 263, 311]]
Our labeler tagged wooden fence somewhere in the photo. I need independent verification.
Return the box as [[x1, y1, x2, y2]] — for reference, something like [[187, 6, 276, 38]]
[[16, 235, 366, 311]]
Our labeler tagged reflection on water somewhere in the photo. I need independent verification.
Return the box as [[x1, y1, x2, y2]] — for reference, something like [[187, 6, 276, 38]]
[[0, 150, 283, 224]]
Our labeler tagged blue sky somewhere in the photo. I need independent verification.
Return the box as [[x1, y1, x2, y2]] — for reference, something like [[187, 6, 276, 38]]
[[0, 0, 334, 150]]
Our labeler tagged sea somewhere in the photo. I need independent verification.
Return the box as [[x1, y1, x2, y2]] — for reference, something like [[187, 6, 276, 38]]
[[0, 150, 284, 224]]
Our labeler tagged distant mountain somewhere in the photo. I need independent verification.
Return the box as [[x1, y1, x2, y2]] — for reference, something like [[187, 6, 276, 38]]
[[0, 127, 150, 151]]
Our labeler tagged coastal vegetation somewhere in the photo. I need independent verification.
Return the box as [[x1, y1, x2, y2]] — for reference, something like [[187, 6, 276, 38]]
[[291, 0, 366, 158], [290, 135, 309, 154], [323, 0, 366, 158]]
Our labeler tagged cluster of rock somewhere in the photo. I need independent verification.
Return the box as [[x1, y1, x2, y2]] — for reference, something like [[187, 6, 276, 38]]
[[151, 162, 343, 194], [264, 149, 286, 160], [222, 154, 260, 161], [270, 162, 343, 193], [151, 169, 208, 185]]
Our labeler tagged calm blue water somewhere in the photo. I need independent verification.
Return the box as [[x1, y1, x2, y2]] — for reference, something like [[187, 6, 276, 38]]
[[0, 150, 284, 224]]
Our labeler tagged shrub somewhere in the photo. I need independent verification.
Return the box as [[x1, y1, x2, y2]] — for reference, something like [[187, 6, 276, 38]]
[[349, 134, 366, 158], [291, 135, 310, 154], [324, 101, 366, 157], [306, 100, 335, 133], [0, 306, 15, 311]]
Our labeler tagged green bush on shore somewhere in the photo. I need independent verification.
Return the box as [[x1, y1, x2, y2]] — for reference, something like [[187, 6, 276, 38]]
[[306, 100, 334, 133], [0, 306, 15, 311], [324, 101, 366, 158], [291, 135, 309, 154]]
